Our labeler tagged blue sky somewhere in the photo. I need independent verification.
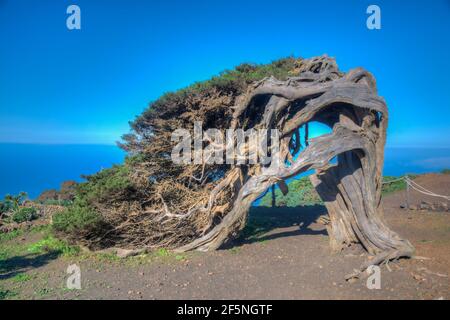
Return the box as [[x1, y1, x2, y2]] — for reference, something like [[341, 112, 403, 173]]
[[0, 0, 449, 147]]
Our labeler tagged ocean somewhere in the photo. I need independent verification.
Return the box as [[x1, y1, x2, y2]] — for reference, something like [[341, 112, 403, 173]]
[[0, 143, 449, 199]]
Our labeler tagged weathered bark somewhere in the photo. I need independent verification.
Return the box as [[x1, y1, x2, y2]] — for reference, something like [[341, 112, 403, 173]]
[[175, 55, 414, 276], [83, 55, 413, 278]]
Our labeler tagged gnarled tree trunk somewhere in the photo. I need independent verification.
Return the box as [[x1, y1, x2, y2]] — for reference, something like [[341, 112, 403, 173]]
[[84, 55, 414, 279], [174, 56, 414, 276]]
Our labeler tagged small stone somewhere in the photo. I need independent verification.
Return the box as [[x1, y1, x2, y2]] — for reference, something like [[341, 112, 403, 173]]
[[419, 201, 432, 210], [438, 202, 448, 212], [116, 248, 146, 258]]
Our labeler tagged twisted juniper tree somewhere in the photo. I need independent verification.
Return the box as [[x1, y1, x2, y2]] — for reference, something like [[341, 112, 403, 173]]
[[56, 55, 414, 277]]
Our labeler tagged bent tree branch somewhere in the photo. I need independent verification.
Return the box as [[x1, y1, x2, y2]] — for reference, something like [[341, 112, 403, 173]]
[[75, 56, 414, 277]]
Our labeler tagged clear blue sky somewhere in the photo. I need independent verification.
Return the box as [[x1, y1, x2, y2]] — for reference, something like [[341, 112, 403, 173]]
[[0, 0, 449, 147]]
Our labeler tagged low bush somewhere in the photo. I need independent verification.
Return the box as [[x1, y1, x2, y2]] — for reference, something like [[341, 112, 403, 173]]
[[52, 203, 103, 236], [11, 207, 38, 223], [27, 235, 79, 257]]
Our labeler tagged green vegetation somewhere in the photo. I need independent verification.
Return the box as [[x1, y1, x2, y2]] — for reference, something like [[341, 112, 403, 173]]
[[52, 203, 103, 235], [27, 235, 80, 257], [0, 287, 17, 300], [0, 192, 39, 225], [143, 57, 299, 116], [77, 164, 132, 203], [184, 57, 299, 93], [381, 175, 417, 195], [260, 176, 322, 207], [0, 200, 13, 215], [1, 192, 28, 212], [11, 273, 32, 283], [155, 248, 170, 257], [0, 229, 23, 243], [381, 176, 407, 195], [47, 57, 308, 247], [51, 164, 132, 240], [40, 199, 72, 206], [259, 174, 421, 207], [239, 216, 277, 242], [11, 207, 38, 223], [175, 254, 186, 261], [0, 192, 29, 218], [441, 168, 450, 174]]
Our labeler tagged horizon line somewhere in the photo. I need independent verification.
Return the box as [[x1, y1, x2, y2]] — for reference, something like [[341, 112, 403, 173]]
[[1, 142, 450, 149]]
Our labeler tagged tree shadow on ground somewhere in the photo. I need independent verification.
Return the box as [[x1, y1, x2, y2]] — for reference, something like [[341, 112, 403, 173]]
[[0, 251, 60, 280], [226, 204, 328, 248]]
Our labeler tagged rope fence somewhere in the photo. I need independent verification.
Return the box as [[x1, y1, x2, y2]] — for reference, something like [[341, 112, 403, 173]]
[[382, 175, 450, 203]]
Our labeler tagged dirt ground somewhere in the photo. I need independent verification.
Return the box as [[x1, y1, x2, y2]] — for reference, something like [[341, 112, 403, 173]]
[[1, 173, 449, 300]]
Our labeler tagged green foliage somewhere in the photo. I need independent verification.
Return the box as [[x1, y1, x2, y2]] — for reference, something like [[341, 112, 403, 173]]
[[52, 202, 103, 235], [0, 201, 12, 215], [260, 176, 322, 207], [123, 57, 302, 152], [0, 287, 17, 300], [260, 174, 426, 207], [0, 229, 23, 243], [155, 248, 170, 257], [40, 199, 72, 206], [441, 168, 450, 174], [52, 164, 132, 240], [381, 176, 406, 195], [0, 192, 28, 215], [0, 248, 9, 260], [12, 273, 32, 283], [381, 175, 416, 195], [187, 57, 299, 94], [27, 235, 79, 257], [240, 219, 272, 240], [77, 164, 132, 202], [11, 207, 38, 223]]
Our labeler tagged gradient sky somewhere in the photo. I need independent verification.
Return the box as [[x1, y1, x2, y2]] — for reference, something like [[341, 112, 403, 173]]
[[0, 0, 449, 147]]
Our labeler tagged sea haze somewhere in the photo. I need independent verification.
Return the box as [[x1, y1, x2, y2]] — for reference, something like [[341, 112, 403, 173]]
[[0, 144, 449, 199]]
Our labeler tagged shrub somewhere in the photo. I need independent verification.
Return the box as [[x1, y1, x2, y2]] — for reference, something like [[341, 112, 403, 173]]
[[1, 192, 27, 215], [11, 207, 38, 223], [77, 164, 132, 203], [260, 176, 322, 207], [27, 235, 79, 257], [52, 203, 103, 235], [441, 168, 450, 174], [0, 201, 12, 215], [41, 199, 72, 206], [51, 165, 132, 246], [381, 175, 416, 195], [37, 189, 59, 203]]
